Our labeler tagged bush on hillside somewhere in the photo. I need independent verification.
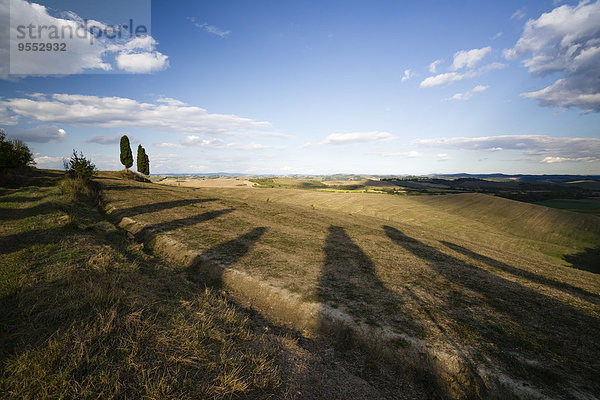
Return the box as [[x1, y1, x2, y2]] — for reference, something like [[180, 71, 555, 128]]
[[64, 150, 97, 181], [0, 130, 34, 171]]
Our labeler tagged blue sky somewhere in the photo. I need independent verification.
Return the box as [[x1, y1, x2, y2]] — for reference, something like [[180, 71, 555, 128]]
[[1, 0, 599, 174]]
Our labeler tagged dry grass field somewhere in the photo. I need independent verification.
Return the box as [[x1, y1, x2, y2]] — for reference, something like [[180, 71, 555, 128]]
[[0, 170, 428, 399], [96, 171, 600, 398]]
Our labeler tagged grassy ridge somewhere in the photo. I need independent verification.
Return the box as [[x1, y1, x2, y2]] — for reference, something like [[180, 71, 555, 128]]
[[1, 170, 415, 399], [98, 172, 600, 397]]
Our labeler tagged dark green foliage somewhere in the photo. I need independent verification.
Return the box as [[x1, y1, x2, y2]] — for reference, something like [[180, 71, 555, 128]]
[[63, 150, 96, 182], [137, 144, 144, 174], [136, 144, 150, 175], [144, 152, 150, 175], [0, 130, 34, 171], [120, 135, 133, 169]]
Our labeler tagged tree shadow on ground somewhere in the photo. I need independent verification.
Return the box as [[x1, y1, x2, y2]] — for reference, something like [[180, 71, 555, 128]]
[[317, 226, 422, 336], [113, 198, 218, 218], [0, 168, 63, 189], [440, 240, 600, 303], [1, 212, 403, 398], [316, 226, 462, 397], [137, 208, 234, 235], [563, 246, 600, 274], [186, 227, 267, 284], [0, 226, 67, 255], [0, 195, 49, 204], [0, 201, 65, 222], [383, 225, 600, 395]]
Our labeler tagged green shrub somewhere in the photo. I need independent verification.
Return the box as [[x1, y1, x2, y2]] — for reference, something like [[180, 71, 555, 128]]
[[63, 150, 97, 182], [0, 130, 34, 171]]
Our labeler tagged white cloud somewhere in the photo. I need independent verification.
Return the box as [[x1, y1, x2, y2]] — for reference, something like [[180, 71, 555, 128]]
[[156, 97, 186, 106], [451, 46, 492, 70], [429, 59, 442, 73], [541, 156, 596, 163], [521, 80, 600, 110], [437, 153, 450, 161], [33, 155, 63, 168], [0, 93, 284, 137], [238, 142, 286, 151], [420, 72, 466, 87], [154, 142, 184, 148], [181, 136, 226, 147], [511, 7, 526, 21], [492, 32, 503, 40], [379, 151, 424, 158], [449, 85, 490, 101], [420, 63, 504, 88], [414, 134, 600, 163], [401, 69, 414, 82], [116, 50, 169, 73], [2, 0, 168, 78], [155, 137, 285, 151], [7, 125, 66, 143], [187, 17, 230, 37], [319, 131, 394, 145], [504, 0, 600, 112]]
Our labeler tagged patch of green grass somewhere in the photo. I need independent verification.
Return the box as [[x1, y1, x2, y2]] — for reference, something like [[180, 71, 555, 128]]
[[535, 198, 600, 216]]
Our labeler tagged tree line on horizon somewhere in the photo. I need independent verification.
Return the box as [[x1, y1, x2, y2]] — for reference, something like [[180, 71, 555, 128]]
[[120, 135, 149, 175]]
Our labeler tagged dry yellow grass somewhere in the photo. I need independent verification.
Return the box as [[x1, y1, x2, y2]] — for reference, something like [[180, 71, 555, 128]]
[[97, 171, 600, 399], [1, 170, 426, 399], [160, 177, 256, 188]]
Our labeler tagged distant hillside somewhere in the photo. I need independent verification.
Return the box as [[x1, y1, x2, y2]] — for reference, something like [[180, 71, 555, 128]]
[[414, 193, 600, 248]]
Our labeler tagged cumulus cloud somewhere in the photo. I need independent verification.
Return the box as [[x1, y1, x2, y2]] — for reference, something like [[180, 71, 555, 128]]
[[8, 125, 66, 142], [414, 134, 600, 163], [504, 0, 600, 112], [451, 46, 492, 70], [187, 17, 230, 37], [319, 131, 394, 145], [0, 93, 283, 137], [114, 37, 169, 73], [33, 155, 63, 168], [449, 85, 489, 101], [401, 69, 414, 82], [2, 0, 168, 78]]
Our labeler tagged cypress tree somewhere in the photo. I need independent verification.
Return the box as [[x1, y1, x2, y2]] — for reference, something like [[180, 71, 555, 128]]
[[144, 152, 150, 175], [136, 144, 145, 173], [120, 135, 133, 169]]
